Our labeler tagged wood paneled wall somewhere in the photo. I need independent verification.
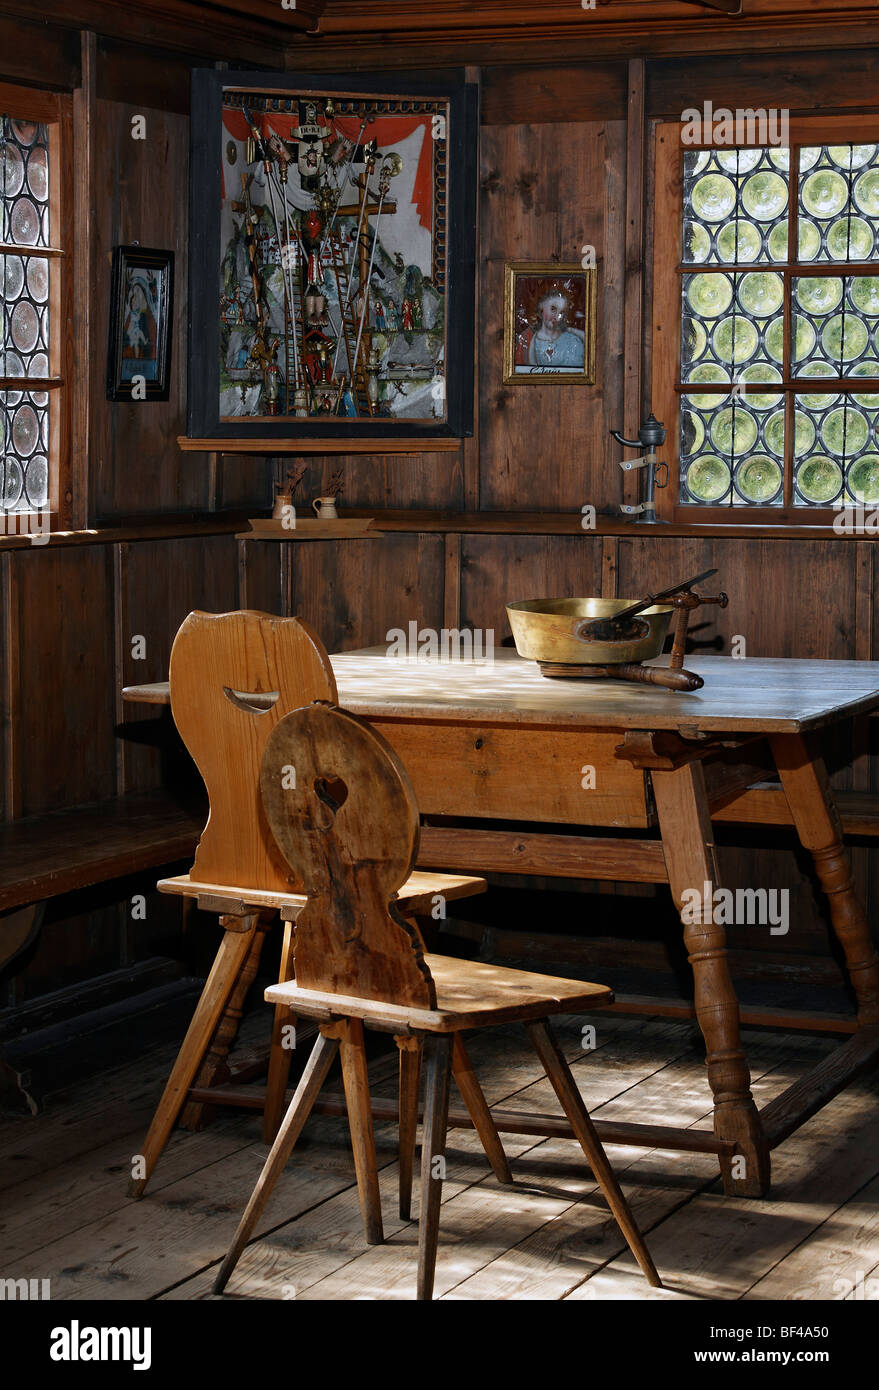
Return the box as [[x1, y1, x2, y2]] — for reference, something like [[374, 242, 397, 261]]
[[3, 25, 879, 1010]]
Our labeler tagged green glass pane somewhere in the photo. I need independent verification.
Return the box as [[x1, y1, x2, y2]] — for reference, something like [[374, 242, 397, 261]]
[[854, 168, 879, 217], [797, 220, 822, 261], [821, 406, 870, 457], [802, 169, 849, 218], [685, 151, 711, 177], [850, 277, 879, 315], [691, 174, 737, 223], [764, 408, 786, 457], [682, 317, 708, 365], [716, 221, 762, 263], [768, 222, 790, 261], [848, 454, 879, 502], [791, 314, 817, 362], [795, 277, 843, 314], [687, 273, 734, 318], [738, 361, 783, 408], [799, 147, 821, 173], [736, 455, 782, 502], [821, 313, 869, 362], [852, 359, 879, 407], [713, 315, 759, 365], [800, 391, 841, 411], [738, 272, 784, 317], [765, 315, 784, 362], [687, 361, 728, 385], [828, 144, 877, 170], [710, 406, 758, 455], [741, 171, 788, 220], [684, 221, 712, 263], [681, 407, 706, 455], [799, 359, 838, 378], [827, 217, 875, 261], [715, 149, 762, 174], [686, 455, 731, 502], [797, 455, 843, 501], [769, 148, 791, 172], [793, 409, 817, 455], [686, 361, 730, 406]]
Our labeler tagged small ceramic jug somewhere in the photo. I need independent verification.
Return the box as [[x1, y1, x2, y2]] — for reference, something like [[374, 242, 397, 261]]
[[312, 496, 339, 520]]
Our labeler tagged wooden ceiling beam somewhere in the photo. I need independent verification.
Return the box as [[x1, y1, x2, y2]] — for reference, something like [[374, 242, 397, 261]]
[[313, 0, 873, 37], [0, 0, 324, 66], [291, 5, 879, 69]]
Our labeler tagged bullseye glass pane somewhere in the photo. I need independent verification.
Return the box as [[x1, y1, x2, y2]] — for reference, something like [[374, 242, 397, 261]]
[[798, 144, 879, 264], [1, 116, 50, 246], [793, 395, 879, 504], [682, 147, 790, 265], [0, 390, 49, 513], [680, 392, 783, 506], [793, 277, 879, 378]]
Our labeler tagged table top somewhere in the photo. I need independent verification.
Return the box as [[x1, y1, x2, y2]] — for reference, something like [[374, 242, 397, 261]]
[[122, 648, 879, 734]]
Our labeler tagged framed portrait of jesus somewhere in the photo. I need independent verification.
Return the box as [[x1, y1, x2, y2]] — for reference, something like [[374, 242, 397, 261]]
[[503, 261, 597, 385]]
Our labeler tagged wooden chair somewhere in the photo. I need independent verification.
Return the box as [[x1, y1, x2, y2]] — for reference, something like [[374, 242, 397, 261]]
[[129, 610, 486, 1198], [214, 702, 661, 1300]]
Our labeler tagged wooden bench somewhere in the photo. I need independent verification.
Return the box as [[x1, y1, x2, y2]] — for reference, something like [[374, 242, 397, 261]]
[[0, 792, 203, 975]]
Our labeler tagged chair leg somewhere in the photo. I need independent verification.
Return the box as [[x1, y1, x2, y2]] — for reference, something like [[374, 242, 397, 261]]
[[397, 1035, 422, 1220], [213, 1028, 340, 1295], [128, 913, 260, 1199], [181, 917, 269, 1131], [339, 1018, 384, 1245], [452, 1033, 513, 1186], [263, 916, 297, 1145], [417, 1032, 453, 1302], [526, 1018, 662, 1289]]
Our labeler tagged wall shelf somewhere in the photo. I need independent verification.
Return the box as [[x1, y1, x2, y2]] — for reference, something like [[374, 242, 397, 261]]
[[177, 436, 462, 454]]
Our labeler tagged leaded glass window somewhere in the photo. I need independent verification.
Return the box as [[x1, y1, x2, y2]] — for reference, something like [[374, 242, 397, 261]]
[[677, 140, 879, 511], [0, 115, 53, 515]]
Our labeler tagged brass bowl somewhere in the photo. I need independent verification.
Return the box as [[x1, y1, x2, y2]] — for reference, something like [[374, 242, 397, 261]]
[[506, 597, 675, 666]]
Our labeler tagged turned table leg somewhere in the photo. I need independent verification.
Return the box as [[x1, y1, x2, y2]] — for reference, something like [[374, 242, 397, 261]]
[[652, 759, 771, 1197], [771, 732, 879, 1027]]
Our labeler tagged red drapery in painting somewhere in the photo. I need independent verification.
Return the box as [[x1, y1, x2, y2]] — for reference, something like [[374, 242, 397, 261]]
[[221, 108, 434, 230]]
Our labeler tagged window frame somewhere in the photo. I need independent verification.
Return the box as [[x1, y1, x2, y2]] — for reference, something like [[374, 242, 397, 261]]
[[652, 113, 879, 527], [0, 81, 74, 533]]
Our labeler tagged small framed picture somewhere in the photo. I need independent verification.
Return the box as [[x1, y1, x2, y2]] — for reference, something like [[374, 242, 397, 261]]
[[107, 245, 174, 401], [503, 261, 597, 385]]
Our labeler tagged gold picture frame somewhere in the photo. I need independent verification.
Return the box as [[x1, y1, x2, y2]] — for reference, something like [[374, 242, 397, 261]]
[[503, 261, 597, 385]]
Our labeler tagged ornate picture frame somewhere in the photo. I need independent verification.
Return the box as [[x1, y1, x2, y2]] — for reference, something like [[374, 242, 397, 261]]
[[187, 68, 478, 441], [106, 245, 174, 402], [503, 261, 597, 386]]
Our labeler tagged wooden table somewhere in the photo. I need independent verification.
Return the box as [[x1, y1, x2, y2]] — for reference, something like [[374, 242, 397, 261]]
[[123, 650, 879, 1197]]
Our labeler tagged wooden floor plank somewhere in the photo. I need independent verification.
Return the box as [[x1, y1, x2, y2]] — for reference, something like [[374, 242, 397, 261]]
[[165, 1015, 679, 1300], [207, 1028, 825, 1302], [4, 1009, 875, 1304], [164, 1127, 542, 1301], [742, 1170, 879, 1301], [564, 1072, 879, 1302], [441, 1032, 828, 1301]]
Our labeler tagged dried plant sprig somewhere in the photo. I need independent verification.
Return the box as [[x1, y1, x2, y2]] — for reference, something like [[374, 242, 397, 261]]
[[326, 468, 344, 499], [284, 461, 308, 496]]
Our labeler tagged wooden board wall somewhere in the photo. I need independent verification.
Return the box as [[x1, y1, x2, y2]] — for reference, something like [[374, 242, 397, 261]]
[[3, 26, 879, 1008]]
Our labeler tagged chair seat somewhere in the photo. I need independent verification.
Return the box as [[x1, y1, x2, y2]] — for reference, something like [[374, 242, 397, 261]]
[[157, 869, 486, 919], [265, 953, 613, 1033]]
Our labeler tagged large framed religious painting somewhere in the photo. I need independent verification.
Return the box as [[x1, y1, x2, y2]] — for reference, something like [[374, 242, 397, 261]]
[[503, 262, 597, 385], [187, 69, 478, 441]]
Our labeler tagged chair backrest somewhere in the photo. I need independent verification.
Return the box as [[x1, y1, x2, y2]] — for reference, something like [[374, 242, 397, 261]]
[[260, 702, 436, 1010], [170, 610, 337, 891]]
